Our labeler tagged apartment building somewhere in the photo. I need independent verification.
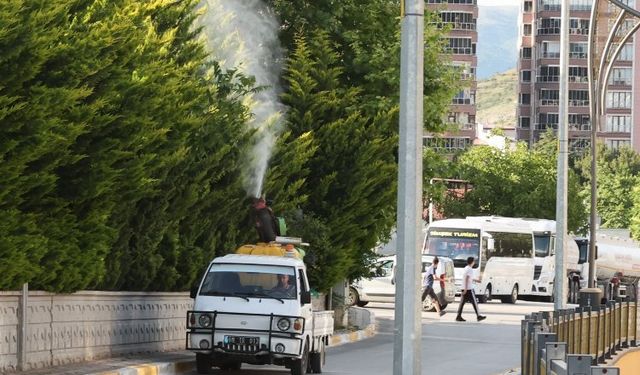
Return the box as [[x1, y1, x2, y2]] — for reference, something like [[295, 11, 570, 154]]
[[424, 0, 479, 153], [516, 0, 640, 153]]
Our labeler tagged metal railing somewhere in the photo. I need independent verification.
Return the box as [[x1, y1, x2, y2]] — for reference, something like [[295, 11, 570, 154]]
[[521, 291, 638, 375]]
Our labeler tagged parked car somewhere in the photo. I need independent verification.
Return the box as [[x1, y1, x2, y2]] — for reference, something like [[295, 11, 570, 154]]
[[348, 255, 456, 312]]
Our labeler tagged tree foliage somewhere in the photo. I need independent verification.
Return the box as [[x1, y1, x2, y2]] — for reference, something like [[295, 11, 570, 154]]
[[437, 143, 587, 233], [1, 0, 461, 292]]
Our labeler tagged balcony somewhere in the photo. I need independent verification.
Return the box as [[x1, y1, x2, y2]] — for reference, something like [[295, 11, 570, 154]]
[[442, 21, 477, 31], [451, 98, 475, 105], [540, 99, 559, 106], [445, 47, 475, 55], [537, 75, 559, 83], [569, 99, 589, 106], [569, 123, 591, 131]]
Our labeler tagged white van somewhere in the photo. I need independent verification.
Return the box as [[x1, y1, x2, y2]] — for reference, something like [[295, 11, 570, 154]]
[[348, 255, 456, 311]]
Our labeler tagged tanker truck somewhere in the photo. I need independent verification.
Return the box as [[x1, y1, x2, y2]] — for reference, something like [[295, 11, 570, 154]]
[[574, 232, 640, 302]]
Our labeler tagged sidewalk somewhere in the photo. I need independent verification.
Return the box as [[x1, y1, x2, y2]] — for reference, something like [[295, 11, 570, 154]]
[[20, 325, 377, 375]]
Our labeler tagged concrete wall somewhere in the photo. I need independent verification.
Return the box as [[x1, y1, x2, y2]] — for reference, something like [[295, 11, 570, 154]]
[[0, 290, 192, 372]]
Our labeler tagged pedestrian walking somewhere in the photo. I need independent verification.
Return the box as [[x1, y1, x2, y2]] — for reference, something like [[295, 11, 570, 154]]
[[456, 256, 486, 322], [421, 256, 446, 316]]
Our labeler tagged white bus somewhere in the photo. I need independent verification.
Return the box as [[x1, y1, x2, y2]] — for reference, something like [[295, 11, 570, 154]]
[[422, 216, 581, 303]]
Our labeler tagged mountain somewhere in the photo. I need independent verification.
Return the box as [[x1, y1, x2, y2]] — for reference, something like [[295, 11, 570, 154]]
[[477, 68, 517, 128], [477, 5, 519, 79]]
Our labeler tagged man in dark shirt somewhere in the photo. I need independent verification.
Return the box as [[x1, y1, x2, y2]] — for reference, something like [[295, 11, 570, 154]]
[[422, 257, 446, 316]]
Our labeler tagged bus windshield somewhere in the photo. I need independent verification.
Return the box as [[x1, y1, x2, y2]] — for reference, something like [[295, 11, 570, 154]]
[[424, 228, 481, 268]]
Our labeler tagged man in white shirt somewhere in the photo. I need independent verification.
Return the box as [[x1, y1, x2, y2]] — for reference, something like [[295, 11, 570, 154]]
[[455, 257, 486, 322], [421, 257, 446, 316]]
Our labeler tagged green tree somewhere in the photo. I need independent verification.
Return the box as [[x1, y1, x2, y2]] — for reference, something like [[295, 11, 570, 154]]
[[577, 144, 640, 229], [440, 143, 587, 233]]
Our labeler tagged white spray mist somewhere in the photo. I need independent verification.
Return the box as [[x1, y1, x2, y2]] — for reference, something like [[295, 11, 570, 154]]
[[198, 0, 285, 198]]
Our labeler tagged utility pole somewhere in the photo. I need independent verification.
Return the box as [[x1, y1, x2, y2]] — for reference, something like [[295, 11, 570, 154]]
[[554, 0, 570, 310], [394, 0, 423, 374]]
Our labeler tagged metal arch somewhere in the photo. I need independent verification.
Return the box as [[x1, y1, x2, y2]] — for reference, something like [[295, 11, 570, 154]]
[[586, 0, 640, 288], [600, 21, 640, 111]]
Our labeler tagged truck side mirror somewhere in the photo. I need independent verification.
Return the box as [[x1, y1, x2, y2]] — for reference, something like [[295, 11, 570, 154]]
[[190, 286, 198, 299], [301, 291, 311, 305]]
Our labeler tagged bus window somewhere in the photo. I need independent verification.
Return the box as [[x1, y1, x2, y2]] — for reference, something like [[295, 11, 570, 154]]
[[424, 228, 481, 268], [486, 231, 533, 258]]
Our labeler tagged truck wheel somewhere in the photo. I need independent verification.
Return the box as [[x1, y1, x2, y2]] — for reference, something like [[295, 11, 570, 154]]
[[309, 340, 325, 373], [422, 295, 436, 312], [502, 284, 518, 304], [196, 353, 213, 374], [291, 341, 309, 375], [478, 285, 491, 304], [347, 287, 359, 307]]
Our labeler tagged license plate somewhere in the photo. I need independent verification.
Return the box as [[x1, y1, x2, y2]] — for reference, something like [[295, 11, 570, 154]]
[[224, 335, 259, 345]]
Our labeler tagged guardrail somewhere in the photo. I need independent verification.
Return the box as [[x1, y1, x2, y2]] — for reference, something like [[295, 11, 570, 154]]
[[521, 295, 638, 375]]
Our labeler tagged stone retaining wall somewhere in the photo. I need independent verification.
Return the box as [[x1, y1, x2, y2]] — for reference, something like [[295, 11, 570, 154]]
[[0, 291, 192, 372]]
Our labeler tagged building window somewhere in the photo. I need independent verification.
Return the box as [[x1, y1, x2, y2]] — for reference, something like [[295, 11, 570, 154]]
[[569, 90, 589, 106], [541, 42, 560, 58], [522, 47, 532, 59], [524, 1, 533, 12], [522, 70, 532, 82], [609, 67, 632, 86], [520, 93, 531, 105], [568, 66, 588, 82], [540, 0, 561, 11], [538, 65, 559, 82], [524, 24, 532, 36], [569, 114, 591, 130], [538, 113, 559, 130], [606, 115, 632, 132], [538, 18, 560, 35], [520, 117, 531, 129], [570, 0, 593, 11], [606, 91, 632, 109], [569, 18, 589, 35], [569, 42, 588, 59], [606, 139, 631, 149], [440, 12, 476, 30], [424, 137, 471, 153], [539, 89, 559, 106], [617, 44, 634, 61], [445, 38, 474, 55]]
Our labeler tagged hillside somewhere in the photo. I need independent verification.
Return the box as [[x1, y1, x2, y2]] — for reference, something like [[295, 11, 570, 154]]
[[476, 68, 518, 128]]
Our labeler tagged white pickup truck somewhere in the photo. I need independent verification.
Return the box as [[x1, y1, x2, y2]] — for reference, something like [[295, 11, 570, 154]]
[[187, 242, 334, 374]]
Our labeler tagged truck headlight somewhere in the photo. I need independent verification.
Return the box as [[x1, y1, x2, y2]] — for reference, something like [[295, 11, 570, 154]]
[[199, 313, 212, 328], [293, 318, 303, 331], [199, 339, 210, 349], [275, 343, 286, 353], [277, 318, 291, 331]]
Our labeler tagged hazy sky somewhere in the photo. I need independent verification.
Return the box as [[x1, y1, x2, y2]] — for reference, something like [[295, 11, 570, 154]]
[[478, 0, 517, 5]]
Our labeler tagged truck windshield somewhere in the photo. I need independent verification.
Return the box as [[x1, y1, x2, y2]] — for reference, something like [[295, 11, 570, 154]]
[[424, 228, 481, 268], [534, 234, 551, 257], [199, 264, 298, 300]]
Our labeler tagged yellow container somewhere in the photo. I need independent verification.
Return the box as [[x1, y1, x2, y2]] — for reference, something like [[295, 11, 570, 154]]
[[235, 243, 303, 259]]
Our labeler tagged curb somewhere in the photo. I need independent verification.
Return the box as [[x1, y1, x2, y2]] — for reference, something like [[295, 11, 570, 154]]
[[330, 323, 377, 347], [83, 324, 377, 374], [89, 359, 195, 375]]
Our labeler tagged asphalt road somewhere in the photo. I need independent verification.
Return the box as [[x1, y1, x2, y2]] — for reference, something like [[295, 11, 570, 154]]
[[191, 298, 554, 375]]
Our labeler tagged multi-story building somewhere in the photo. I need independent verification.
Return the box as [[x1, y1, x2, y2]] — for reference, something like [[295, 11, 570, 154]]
[[424, 0, 479, 153], [516, 0, 640, 153]]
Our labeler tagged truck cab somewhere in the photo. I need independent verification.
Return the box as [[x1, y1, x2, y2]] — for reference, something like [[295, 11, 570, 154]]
[[187, 242, 333, 374]]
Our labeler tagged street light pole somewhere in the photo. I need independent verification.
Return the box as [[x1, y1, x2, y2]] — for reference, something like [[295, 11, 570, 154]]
[[554, 0, 570, 310], [394, 0, 423, 374]]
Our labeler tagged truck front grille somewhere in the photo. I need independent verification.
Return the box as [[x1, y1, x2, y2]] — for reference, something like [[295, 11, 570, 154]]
[[219, 342, 266, 353]]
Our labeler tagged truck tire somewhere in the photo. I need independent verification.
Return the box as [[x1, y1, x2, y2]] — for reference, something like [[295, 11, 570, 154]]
[[196, 353, 212, 374], [347, 287, 359, 307], [478, 285, 491, 304], [501, 284, 518, 304], [309, 340, 325, 373], [291, 341, 309, 375]]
